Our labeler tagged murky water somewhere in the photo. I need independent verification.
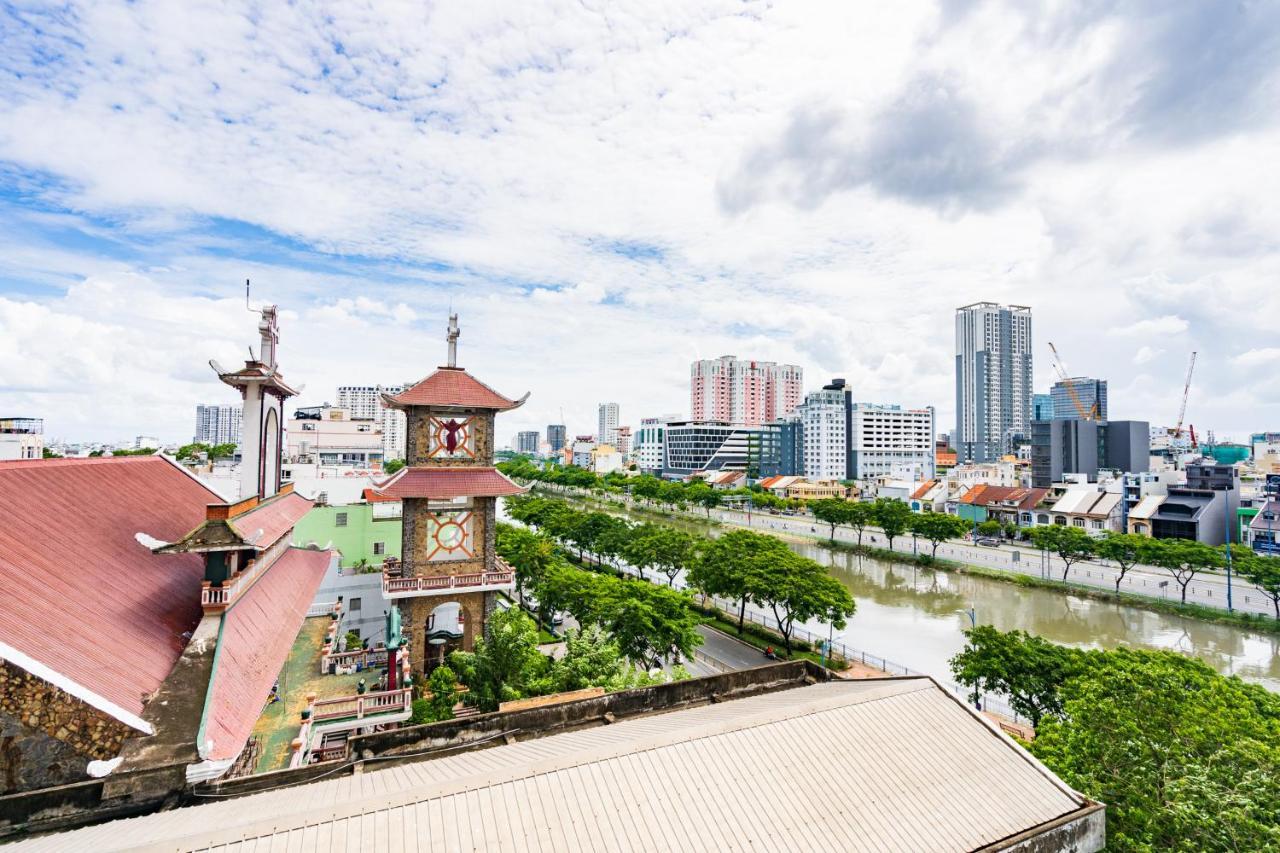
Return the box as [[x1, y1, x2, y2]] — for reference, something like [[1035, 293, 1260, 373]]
[[559, 500, 1280, 692]]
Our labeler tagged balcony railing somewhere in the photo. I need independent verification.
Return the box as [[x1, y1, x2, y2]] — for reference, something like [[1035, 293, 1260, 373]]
[[382, 570, 515, 598], [312, 688, 412, 724], [199, 535, 291, 612], [321, 647, 389, 674]]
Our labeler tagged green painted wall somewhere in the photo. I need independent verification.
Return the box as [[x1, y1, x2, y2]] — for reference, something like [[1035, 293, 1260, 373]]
[[292, 505, 402, 568], [956, 504, 988, 524]]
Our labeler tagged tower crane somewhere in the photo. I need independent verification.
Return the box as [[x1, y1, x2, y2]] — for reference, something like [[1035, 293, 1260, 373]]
[[1046, 342, 1098, 420], [1172, 351, 1197, 440]]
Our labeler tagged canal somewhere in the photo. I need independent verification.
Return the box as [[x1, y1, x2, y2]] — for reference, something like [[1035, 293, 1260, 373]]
[[553, 498, 1280, 693]]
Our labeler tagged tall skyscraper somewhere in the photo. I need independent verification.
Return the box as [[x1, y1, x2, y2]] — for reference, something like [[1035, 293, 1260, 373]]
[[1032, 393, 1055, 422], [194, 403, 243, 446], [598, 402, 620, 445], [955, 303, 1032, 463], [690, 356, 803, 427], [516, 431, 539, 454], [337, 384, 408, 460], [1050, 378, 1108, 422], [797, 378, 852, 481], [546, 424, 567, 452]]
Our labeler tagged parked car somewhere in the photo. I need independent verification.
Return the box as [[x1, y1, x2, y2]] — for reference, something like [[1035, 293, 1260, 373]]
[[976, 537, 1001, 547]]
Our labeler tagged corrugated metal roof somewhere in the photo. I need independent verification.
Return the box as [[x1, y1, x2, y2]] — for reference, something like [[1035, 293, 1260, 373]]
[[0, 456, 220, 727], [1129, 494, 1165, 519], [388, 367, 523, 411], [27, 679, 1093, 852], [227, 491, 313, 548], [202, 547, 332, 761], [374, 466, 526, 499]]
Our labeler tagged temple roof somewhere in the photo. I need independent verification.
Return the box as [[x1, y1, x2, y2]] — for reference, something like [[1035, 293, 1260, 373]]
[[213, 360, 299, 398], [383, 367, 526, 412], [372, 466, 526, 500], [0, 456, 221, 731], [155, 488, 313, 553]]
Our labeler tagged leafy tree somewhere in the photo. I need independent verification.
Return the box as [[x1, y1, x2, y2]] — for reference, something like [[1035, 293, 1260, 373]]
[[497, 524, 556, 617], [41, 447, 62, 458], [424, 664, 459, 721], [629, 475, 663, 505], [1031, 648, 1280, 852], [88, 449, 104, 457], [689, 530, 790, 635], [750, 551, 856, 658], [1147, 539, 1222, 603], [844, 501, 873, 547], [1029, 525, 1095, 582], [551, 625, 629, 692], [949, 626, 1087, 726], [811, 498, 853, 542], [1232, 549, 1280, 619], [450, 607, 545, 711], [1094, 532, 1151, 593], [976, 519, 1002, 537], [909, 512, 969, 558], [872, 498, 912, 551], [384, 458, 406, 474], [686, 482, 722, 517], [633, 526, 698, 587], [209, 442, 237, 460], [175, 442, 208, 460]]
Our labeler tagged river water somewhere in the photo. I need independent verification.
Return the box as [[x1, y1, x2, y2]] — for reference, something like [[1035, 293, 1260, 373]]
[[550, 499, 1280, 693]]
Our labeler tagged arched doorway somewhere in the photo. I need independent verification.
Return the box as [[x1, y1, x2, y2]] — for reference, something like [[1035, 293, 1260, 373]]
[[424, 601, 464, 675]]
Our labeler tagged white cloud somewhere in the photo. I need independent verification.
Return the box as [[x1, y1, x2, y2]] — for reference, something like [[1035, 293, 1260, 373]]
[[1133, 346, 1162, 365], [1109, 315, 1190, 337], [1233, 348, 1280, 369]]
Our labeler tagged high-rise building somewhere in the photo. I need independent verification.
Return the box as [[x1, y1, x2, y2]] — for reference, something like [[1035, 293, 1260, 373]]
[[337, 384, 408, 461], [798, 379, 852, 481], [194, 403, 243, 447], [1030, 419, 1149, 488], [614, 425, 632, 458], [690, 356, 803, 427], [955, 303, 1032, 463], [1032, 393, 1055, 422], [849, 403, 935, 481], [516, 431, 540, 454], [661, 422, 773, 477], [635, 416, 679, 473], [546, 424, 567, 453], [1049, 378, 1108, 422], [597, 403, 620, 446]]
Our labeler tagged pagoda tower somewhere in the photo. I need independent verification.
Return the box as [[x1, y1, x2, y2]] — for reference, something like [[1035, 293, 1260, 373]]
[[374, 314, 527, 675]]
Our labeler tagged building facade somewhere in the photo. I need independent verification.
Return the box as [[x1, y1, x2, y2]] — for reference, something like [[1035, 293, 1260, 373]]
[[661, 421, 771, 477], [287, 405, 384, 468], [1030, 419, 1149, 488], [955, 303, 1032, 463], [546, 424, 567, 453], [516, 430, 540, 454], [798, 379, 852, 481], [850, 403, 935, 481], [1149, 463, 1240, 545], [597, 402, 620, 446], [337, 384, 408, 461], [634, 417, 675, 473], [1049, 378, 1108, 421], [194, 403, 243, 446], [1032, 394, 1055, 422], [0, 417, 43, 461], [690, 355, 803, 427]]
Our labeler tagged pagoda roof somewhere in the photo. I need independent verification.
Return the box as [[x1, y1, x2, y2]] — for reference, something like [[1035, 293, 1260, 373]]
[[372, 466, 526, 500], [154, 487, 313, 553], [213, 360, 299, 398], [383, 367, 527, 412]]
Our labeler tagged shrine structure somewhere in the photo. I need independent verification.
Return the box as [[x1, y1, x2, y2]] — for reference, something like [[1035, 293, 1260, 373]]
[[374, 314, 527, 675]]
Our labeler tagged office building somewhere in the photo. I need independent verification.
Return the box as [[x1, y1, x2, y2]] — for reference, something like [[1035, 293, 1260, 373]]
[[516, 430, 540, 455], [598, 402, 620, 446], [1150, 463, 1240, 545], [615, 425, 632, 458], [955, 303, 1032, 463], [287, 405, 384, 468], [799, 379, 852, 481], [1049, 378, 1108, 421], [635, 416, 679, 473], [546, 424, 567, 453], [1031, 419, 1150, 488], [662, 422, 772, 477], [571, 436, 595, 468], [194, 403, 243, 446], [759, 412, 804, 477], [0, 417, 43, 461], [1032, 394, 1054, 422], [336, 384, 408, 461], [849, 403, 935, 481], [690, 355, 803, 427]]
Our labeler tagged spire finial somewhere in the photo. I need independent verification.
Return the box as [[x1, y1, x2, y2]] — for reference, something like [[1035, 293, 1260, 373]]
[[446, 313, 460, 367]]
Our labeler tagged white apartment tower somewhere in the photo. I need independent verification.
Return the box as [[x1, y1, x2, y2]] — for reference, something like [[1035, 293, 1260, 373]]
[[955, 303, 1032, 463], [337, 384, 408, 462], [850, 404, 936, 481], [798, 379, 852, 481], [194, 403, 243, 446], [597, 402, 620, 446], [690, 356, 803, 427]]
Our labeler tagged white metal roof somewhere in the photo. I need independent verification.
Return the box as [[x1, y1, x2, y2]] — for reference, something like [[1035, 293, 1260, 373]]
[[22, 678, 1092, 853]]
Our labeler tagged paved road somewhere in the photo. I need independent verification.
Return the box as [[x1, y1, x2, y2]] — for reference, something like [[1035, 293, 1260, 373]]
[[694, 624, 770, 672]]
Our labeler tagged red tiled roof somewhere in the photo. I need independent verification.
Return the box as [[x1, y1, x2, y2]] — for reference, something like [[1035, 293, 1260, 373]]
[[361, 487, 401, 504], [757, 476, 784, 489], [0, 456, 221, 727], [387, 367, 524, 411], [959, 484, 1048, 510], [910, 479, 939, 500], [228, 491, 313, 548], [202, 547, 332, 761], [372, 467, 526, 500]]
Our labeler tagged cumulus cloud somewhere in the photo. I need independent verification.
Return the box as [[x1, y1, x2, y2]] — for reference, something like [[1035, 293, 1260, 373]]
[[1110, 315, 1190, 337], [1233, 348, 1280, 369]]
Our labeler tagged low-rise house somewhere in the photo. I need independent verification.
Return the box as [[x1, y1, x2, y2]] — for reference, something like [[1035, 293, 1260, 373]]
[[756, 475, 803, 497], [701, 470, 746, 490], [1246, 499, 1280, 555], [1128, 495, 1165, 536], [957, 484, 1049, 528], [1046, 488, 1123, 535], [786, 479, 848, 501]]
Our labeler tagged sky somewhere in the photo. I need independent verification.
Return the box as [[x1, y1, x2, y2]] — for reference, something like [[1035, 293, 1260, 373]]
[[1, 0, 1278, 446]]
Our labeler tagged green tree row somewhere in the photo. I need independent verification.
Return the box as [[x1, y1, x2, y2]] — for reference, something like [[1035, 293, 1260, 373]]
[[950, 626, 1280, 851]]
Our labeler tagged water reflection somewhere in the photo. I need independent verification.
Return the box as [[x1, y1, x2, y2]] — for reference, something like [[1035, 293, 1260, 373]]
[[582, 500, 1280, 692]]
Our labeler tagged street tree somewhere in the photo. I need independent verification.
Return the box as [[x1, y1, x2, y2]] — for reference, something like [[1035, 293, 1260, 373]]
[[598, 578, 703, 666], [1029, 525, 1096, 582], [689, 529, 790, 635], [845, 501, 873, 548], [872, 498, 912, 551], [1147, 538, 1222, 604], [976, 519, 1003, 538], [750, 551, 856, 658], [949, 626, 1087, 727], [448, 607, 546, 711], [1233, 549, 1280, 619], [496, 524, 556, 615], [811, 498, 853, 542], [1093, 532, 1151, 593], [686, 482, 722, 517], [909, 512, 969, 558]]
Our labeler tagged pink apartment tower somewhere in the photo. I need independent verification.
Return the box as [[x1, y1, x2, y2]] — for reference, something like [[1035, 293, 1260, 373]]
[[690, 355, 803, 427]]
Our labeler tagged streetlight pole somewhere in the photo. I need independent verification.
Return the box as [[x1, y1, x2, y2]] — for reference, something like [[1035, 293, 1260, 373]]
[[960, 606, 979, 710], [1224, 502, 1234, 613]]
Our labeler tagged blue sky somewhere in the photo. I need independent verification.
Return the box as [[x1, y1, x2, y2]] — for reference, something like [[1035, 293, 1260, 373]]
[[1, 1, 1278, 443]]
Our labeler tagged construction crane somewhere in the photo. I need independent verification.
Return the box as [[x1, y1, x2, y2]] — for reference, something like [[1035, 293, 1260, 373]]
[[1046, 342, 1098, 420], [1172, 351, 1197, 440]]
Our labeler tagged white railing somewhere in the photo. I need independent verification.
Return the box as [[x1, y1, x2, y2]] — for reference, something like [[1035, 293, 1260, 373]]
[[312, 688, 412, 723], [199, 535, 291, 611], [307, 601, 339, 618], [321, 647, 389, 674], [382, 570, 514, 597]]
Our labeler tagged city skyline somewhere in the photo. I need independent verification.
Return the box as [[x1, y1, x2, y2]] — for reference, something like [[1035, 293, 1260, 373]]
[[2, 4, 1278, 443]]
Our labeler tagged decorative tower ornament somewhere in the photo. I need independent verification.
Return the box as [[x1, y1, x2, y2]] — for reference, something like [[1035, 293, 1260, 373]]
[[373, 314, 528, 675]]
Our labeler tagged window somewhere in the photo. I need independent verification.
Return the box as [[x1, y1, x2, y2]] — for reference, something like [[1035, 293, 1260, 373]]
[[373, 541, 385, 556], [349, 597, 362, 612], [335, 512, 348, 527]]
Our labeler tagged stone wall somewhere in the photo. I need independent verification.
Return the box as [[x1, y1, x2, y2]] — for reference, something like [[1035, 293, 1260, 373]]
[[404, 591, 487, 675], [405, 409, 494, 467], [0, 660, 133, 794], [402, 499, 486, 578]]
